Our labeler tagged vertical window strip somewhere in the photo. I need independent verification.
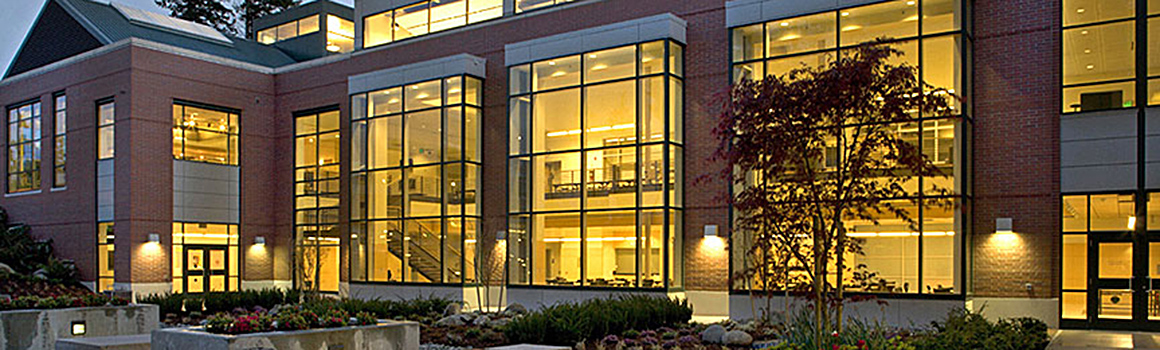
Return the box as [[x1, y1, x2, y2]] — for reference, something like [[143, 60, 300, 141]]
[[53, 94, 66, 188]]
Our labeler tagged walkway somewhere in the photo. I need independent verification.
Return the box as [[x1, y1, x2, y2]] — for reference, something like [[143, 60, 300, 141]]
[[1049, 330, 1160, 349]]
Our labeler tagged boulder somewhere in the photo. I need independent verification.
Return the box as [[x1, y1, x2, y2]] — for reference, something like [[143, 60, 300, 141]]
[[472, 315, 491, 326], [486, 317, 511, 328], [722, 330, 754, 346], [0, 262, 14, 274], [435, 315, 466, 327], [502, 303, 527, 316], [443, 302, 463, 316], [700, 324, 727, 344]]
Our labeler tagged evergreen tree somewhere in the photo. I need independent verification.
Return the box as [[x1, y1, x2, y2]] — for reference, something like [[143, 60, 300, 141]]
[[155, 0, 237, 36], [234, 0, 300, 39]]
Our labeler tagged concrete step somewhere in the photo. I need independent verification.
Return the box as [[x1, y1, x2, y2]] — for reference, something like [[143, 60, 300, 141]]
[[55, 334, 151, 350]]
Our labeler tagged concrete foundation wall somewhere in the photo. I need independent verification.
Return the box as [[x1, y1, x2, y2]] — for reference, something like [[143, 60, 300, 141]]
[[0, 304, 158, 350], [967, 297, 1059, 329], [150, 321, 419, 350], [729, 294, 964, 328]]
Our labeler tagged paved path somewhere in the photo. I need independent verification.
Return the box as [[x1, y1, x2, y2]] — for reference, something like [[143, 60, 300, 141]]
[[1049, 330, 1160, 349]]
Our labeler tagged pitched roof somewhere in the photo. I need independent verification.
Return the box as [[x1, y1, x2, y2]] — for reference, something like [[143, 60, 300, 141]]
[[6, 0, 299, 77]]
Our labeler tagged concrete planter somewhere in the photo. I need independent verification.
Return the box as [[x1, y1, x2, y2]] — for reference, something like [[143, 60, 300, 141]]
[[0, 304, 159, 350], [150, 321, 419, 350]]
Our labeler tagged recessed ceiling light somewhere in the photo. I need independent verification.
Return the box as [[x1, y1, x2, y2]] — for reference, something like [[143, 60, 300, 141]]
[[1084, 49, 1091, 54], [906, 1, 915, 5], [780, 21, 790, 27], [1077, 8, 1086, 13], [1086, 64, 1095, 70], [548, 61, 556, 65], [841, 12, 850, 17], [1081, 30, 1089, 35]]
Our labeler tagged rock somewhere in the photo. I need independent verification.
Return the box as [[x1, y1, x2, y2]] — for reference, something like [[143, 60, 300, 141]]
[[722, 330, 754, 346], [473, 315, 491, 326], [0, 262, 13, 274], [435, 315, 466, 327], [443, 302, 463, 316], [700, 324, 727, 344], [502, 303, 527, 316], [486, 317, 511, 328]]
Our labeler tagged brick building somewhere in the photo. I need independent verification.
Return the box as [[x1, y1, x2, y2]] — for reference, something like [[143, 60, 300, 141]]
[[0, 0, 1147, 330]]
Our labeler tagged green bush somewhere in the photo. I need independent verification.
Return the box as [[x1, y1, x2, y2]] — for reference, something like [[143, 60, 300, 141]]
[[322, 295, 452, 320], [910, 308, 1049, 350], [503, 295, 693, 346], [140, 288, 302, 317]]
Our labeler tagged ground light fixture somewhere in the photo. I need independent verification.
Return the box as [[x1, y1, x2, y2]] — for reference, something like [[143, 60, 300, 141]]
[[71, 321, 85, 336]]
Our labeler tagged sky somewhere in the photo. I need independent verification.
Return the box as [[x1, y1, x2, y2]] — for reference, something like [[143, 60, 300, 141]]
[[0, 0, 353, 75]]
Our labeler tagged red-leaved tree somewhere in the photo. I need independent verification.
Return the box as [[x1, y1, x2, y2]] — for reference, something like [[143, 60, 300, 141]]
[[715, 42, 956, 344]]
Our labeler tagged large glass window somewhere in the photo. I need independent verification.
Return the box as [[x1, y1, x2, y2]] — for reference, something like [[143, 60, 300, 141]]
[[7, 100, 41, 193], [327, 15, 355, 53], [728, 0, 970, 295], [1062, 0, 1160, 112], [351, 75, 483, 284], [52, 94, 65, 188], [295, 109, 341, 292], [514, 0, 574, 13], [508, 40, 684, 289], [173, 103, 239, 166], [362, 0, 501, 48], [257, 15, 322, 44]]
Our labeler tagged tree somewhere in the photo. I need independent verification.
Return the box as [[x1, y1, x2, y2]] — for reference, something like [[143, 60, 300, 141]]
[[234, 0, 300, 39], [715, 42, 955, 347], [155, 0, 237, 36]]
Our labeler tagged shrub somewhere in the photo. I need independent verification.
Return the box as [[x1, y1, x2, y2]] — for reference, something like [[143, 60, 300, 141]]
[[140, 288, 303, 317], [503, 295, 693, 346], [0, 294, 128, 311], [909, 308, 1049, 350]]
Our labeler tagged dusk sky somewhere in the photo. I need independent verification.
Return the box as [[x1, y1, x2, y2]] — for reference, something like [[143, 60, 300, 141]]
[[0, 0, 354, 75]]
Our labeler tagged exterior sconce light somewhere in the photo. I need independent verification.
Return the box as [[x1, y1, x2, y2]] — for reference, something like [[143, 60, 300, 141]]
[[255, 236, 266, 245], [147, 233, 161, 244], [704, 225, 719, 238], [496, 230, 507, 241], [995, 218, 1013, 234]]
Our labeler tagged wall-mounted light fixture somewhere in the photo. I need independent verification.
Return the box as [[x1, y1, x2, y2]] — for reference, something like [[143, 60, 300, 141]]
[[995, 218, 1013, 234], [254, 236, 266, 245], [147, 233, 161, 244], [496, 230, 507, 241], [704, 225, 719, 238]]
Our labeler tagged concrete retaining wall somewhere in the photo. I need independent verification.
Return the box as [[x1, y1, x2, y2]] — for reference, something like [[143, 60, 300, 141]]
[[150, 321, 419, 350], [0, 304, 159, 350]]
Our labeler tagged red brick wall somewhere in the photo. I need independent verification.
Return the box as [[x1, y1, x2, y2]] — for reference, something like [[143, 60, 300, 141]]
[[0, 47, 131, 282], [971, 0, 1061, 298]]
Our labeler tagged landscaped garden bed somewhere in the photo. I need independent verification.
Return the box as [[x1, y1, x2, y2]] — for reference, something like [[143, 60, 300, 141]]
[[151, 320, 419, 350]]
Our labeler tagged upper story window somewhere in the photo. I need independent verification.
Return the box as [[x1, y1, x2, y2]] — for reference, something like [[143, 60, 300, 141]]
[[257, 15, 320, 44], [1061, 0, 1160, 113], [172, 103, 239, 166], [327, 15, 355, 53], [97, 100, 114, 160], [515, 0, 575, 13], [7, 100, 41, 193], [362, 0, 502, 48], [507, 40, 685, 289], [52, 94, 65, 188]]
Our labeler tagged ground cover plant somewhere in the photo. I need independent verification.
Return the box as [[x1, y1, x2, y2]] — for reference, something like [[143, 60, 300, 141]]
[[503, 295, 693, 346]]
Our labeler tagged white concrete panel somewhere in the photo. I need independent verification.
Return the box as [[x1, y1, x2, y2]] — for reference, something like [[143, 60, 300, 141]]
[[348, 54, 487, 94], [729, 294, 962, 327], [1061, 138, 1136, 167], [1147, 161, 1160, 188], [1061, 109, 1136, 141], [1145, 107, 1160, 136], [726, 0, 883, 28], [1062, 164, 1137, 192], [967, 297, 1059, 328], [504, 14, 687, 66]]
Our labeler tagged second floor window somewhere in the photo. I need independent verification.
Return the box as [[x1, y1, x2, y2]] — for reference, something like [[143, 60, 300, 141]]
[[8, 100, 41, 193], [362, 0, 502, 48], [258, 15, 320, 44], [172, 103, 239, 165]]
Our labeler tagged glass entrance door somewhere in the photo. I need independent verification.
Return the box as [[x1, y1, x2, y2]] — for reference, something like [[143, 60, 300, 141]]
[[1092, 233, 1135, 325], [184, 246, 228, 293]]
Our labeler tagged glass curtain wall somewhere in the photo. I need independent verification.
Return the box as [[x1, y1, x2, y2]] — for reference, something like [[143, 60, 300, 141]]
[[295, 109, 341, 292], [508, 39, 685, 289], [53, 94, 65, 188], [728, 0, 971, 295], [350, 75, 483, 284], [97, 222, 114, 292], [1061, 0, 1160, 112], [171, 222, 240, 293], [258, 15, 321, 44]]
